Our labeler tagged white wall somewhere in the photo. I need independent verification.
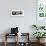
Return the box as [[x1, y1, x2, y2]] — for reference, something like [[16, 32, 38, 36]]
[[0, 0, 36, 42]]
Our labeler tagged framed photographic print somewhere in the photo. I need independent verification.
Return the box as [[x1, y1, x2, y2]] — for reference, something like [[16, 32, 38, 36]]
[[10, 10, 24, 16]]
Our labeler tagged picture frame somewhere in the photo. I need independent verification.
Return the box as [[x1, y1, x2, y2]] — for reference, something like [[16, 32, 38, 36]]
[[10, 10, 24, 16]]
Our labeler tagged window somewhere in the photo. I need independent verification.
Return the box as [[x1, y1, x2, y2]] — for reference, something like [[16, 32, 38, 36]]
[[37, 0, 46, 18]]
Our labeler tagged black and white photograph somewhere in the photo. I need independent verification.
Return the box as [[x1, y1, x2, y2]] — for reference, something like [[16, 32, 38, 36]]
[[11, 10, 24, 16]]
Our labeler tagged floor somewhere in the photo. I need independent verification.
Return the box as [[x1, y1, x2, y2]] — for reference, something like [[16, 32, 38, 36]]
[[0, 42, 46, 46]]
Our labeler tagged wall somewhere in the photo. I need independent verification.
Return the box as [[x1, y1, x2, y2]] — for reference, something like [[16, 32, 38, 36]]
[[0, 0, 36, 42]]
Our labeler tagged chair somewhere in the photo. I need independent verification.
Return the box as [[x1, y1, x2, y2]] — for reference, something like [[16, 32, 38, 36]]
[[18, 33, 30, 46], [4, 27, 19, 46], [4, 33, 18, 46]]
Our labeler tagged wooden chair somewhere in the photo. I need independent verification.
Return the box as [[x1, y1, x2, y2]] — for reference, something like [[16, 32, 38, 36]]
[[20, 33, 30, 46], [4, 33, 18, 46]]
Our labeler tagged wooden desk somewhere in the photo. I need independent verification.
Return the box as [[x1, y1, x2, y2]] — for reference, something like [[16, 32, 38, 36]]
[[4, 33, 18, 46]]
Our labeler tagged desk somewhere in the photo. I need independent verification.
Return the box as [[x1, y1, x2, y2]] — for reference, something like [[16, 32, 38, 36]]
[[4, 33, 18, 46]]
